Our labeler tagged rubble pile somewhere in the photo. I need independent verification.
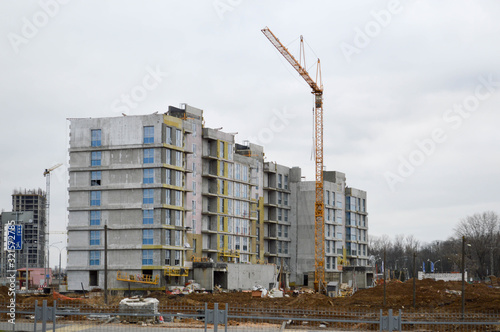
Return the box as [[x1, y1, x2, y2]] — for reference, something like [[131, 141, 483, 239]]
[[119, 297, 159, 323]]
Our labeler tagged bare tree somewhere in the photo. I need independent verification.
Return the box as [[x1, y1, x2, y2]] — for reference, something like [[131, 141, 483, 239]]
[[369, 234, 391, 256], [367, 212, 500, 281], [369, 234, 419, 279], [454, 211, 500, 279], [403, 235, 420, 254]]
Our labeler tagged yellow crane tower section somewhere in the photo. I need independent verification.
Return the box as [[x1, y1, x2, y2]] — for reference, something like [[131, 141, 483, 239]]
[[261, 27, 326, 293]]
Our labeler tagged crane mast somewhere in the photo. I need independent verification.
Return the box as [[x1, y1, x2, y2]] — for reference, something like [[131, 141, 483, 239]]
[[43, 163, 63, 283], [261, 27, 326, 293]]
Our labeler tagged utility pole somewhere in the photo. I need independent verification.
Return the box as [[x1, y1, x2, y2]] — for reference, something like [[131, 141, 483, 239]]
[[461, 236, 465, 316], [490, 246, 495, 277], [383, 249, 386, 307], [25, 239, 29, 289], [58, 249, 62, 286], [413, 252, 416, 309]]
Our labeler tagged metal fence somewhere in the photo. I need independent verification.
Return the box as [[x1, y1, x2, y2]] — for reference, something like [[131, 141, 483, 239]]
[[1, 301, 499, 331]]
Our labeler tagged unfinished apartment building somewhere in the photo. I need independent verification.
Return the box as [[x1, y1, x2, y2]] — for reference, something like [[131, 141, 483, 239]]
[[67, 105, 274, 292], [66, 104, 369, 292], [0, 210, 35, 276], [68, 109, 195, 291], [291, 170, 370, 288], [0, 189, 46, 282], [262, 162, 294, 285], [13, 189, 47, 270]]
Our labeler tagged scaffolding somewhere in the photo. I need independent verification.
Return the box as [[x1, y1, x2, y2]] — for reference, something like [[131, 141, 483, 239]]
[[116, 271, 159, 285], [164, 267, 188, 277], [217, 249, 240, 262], [191, 256, 211, 263]]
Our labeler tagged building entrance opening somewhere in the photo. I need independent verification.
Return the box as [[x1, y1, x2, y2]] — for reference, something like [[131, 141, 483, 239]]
[[213, 271, 227, 289]]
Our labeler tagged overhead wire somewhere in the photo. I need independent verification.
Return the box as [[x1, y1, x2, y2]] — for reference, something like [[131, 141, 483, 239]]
[[304, 38, 320, 60], [268, 37, 310, 89]]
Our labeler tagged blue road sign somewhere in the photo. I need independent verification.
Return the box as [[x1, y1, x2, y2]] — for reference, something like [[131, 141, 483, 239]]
[[14, 225, 23, 250]]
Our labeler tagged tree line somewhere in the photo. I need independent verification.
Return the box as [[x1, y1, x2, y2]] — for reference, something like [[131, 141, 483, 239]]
[[369, 211, 500, 281]]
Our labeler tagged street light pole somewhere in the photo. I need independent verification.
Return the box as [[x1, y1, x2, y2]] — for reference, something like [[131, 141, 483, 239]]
[[427, 259, 441, 273], [383, 249, 386, 307], [461, 237, 471, 316], [59, 250, 62, 285], [461, 236, 465, 316], [413, 252, 416, 309], [25, 242, 29, 289], [490, 246, 497, 277]]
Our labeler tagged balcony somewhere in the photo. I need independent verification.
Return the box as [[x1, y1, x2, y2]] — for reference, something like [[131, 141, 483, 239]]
[[202, 128, 223, 141], [203, 178, 218, 196], [202, 152, 218, 160], [201, 217, 218, 233], [264, 199, 277, 207], [202, 209, 218, 216], [201, 233, 218, 252], [264, 227, 277, 240], [202, 197, 218, 215], [264, 163, 277, 173]]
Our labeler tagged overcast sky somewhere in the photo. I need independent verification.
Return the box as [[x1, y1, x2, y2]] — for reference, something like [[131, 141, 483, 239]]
[[1, 0, 499, 268]]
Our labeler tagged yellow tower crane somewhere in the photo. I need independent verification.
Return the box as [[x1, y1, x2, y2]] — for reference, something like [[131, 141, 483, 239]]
[[43, 163, 63, 279], [43, 163, 63, 236], [261, 27, 326, 293]]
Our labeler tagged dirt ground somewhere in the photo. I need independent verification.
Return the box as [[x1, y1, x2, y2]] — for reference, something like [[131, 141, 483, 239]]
[[157, 279, 500, 312], [2, 279, 500, 313]]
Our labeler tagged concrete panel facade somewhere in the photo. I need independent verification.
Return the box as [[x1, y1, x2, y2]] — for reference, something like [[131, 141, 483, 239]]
[[226, 263, 276, 290], [68, 112, 190, 291], [290, 170, 369, 287]]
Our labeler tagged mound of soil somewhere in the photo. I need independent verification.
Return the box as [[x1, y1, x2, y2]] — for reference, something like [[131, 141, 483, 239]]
[[2, 279, 499, 313], [154, 279, 500, 313]]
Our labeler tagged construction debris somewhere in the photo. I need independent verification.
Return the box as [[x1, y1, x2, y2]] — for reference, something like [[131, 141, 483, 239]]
[[445, 289, 461, 296], [338, 283, 353, 297], [268, 289, 283, 298], [185, 281, 201, 292], [119, 297, 159, 323], [251, 284, 267, 297], [53, 291, 80, 301]]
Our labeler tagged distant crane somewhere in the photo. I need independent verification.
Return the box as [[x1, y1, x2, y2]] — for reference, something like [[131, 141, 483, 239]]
[[43, 163, 63, 281], [262, 27, 326, 292]]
